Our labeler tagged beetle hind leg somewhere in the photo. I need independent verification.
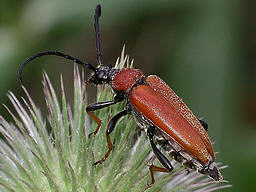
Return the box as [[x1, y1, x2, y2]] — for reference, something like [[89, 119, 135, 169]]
[[147, 126, 173, 186], [147, 164, 171, 187]]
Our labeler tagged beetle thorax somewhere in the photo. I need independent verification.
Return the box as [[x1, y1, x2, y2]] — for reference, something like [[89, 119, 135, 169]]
[[111, 68, 144, 92]]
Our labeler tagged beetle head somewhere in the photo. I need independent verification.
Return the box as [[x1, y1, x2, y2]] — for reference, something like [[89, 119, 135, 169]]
[[87, 65, 117, 85]]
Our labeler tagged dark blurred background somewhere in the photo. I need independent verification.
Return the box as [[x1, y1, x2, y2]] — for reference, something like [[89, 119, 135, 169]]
[[0, 0, 255, 191]]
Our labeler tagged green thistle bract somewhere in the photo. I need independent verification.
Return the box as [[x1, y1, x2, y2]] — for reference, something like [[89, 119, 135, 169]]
[[0, 50, 231, 192]]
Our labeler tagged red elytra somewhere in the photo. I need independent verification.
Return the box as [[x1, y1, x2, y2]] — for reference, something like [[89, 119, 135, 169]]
[[19, 4, 222, 186], [130, 75, 214, 163]]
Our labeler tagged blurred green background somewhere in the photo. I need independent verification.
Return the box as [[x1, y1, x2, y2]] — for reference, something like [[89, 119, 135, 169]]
[[0, 0, 255, 191]]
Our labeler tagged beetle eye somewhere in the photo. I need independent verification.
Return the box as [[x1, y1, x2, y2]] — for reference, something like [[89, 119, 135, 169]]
[[98, 70, 105, 79], [103, 74, 108, 79]]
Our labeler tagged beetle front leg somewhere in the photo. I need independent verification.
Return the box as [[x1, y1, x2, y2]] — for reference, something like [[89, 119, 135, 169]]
[[86, 100, 117, 137], [147, 126, 173, 185], [86, 94, 124, 137], [94, 109, 128, 166]]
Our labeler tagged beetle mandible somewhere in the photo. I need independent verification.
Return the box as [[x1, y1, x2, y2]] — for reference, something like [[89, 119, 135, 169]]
[[19, 4, 222, 185]]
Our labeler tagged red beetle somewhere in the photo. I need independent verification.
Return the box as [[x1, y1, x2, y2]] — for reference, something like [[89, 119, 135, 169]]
[[19, 4, 222, 185]]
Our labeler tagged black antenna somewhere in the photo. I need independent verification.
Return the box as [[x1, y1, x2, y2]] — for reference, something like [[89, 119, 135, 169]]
[[94, 4, 103, 65], [19, 51, 95, 82], [19, 5, 104, 82]]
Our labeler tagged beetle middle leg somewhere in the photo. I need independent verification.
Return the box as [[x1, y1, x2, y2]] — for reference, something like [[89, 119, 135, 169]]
[[94, 109, 128, 166], [147, 126, 173, 185]]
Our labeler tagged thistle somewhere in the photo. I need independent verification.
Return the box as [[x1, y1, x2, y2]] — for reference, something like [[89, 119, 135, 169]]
[[0, 51, 231, 192]]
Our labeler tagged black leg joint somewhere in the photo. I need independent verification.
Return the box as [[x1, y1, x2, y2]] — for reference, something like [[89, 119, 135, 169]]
[[114, 92, 124, 103]]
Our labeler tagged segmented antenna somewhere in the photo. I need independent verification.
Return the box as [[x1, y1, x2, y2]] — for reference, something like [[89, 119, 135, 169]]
[[19, 51, 95, 81], [94, 4, 103, 65]]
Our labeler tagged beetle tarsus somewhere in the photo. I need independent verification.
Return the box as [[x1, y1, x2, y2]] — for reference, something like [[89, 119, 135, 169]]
[[94, 110, 128, 165], [147, 164, 171, 188], [87, 111, 102, 137], [94, 133, 114, 166]]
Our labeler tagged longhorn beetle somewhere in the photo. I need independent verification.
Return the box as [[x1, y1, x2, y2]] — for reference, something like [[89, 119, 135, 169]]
[[19, 4, 222, 185]]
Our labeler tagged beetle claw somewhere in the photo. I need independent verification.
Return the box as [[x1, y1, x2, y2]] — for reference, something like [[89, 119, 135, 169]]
[[145, 181, 153, 190], [88, 131, 96, 138], [93, 160, 102, 167], [185, 169, 190, 175]]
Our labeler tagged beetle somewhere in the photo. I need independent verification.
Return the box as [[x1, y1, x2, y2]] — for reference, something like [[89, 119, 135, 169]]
[[19, 4, 222, 185]]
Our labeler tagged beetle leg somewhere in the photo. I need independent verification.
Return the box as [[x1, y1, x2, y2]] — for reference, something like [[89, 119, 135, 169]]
[[148, 165, 170, 186], [87, 112, 102, 137], [86, 94, 124, 137], [86, 100, 117, 111], [199, 119, 208, 131], [94, 109, 128, 166], [86, 100, 117, 137], [147, 126, 173, 185]]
